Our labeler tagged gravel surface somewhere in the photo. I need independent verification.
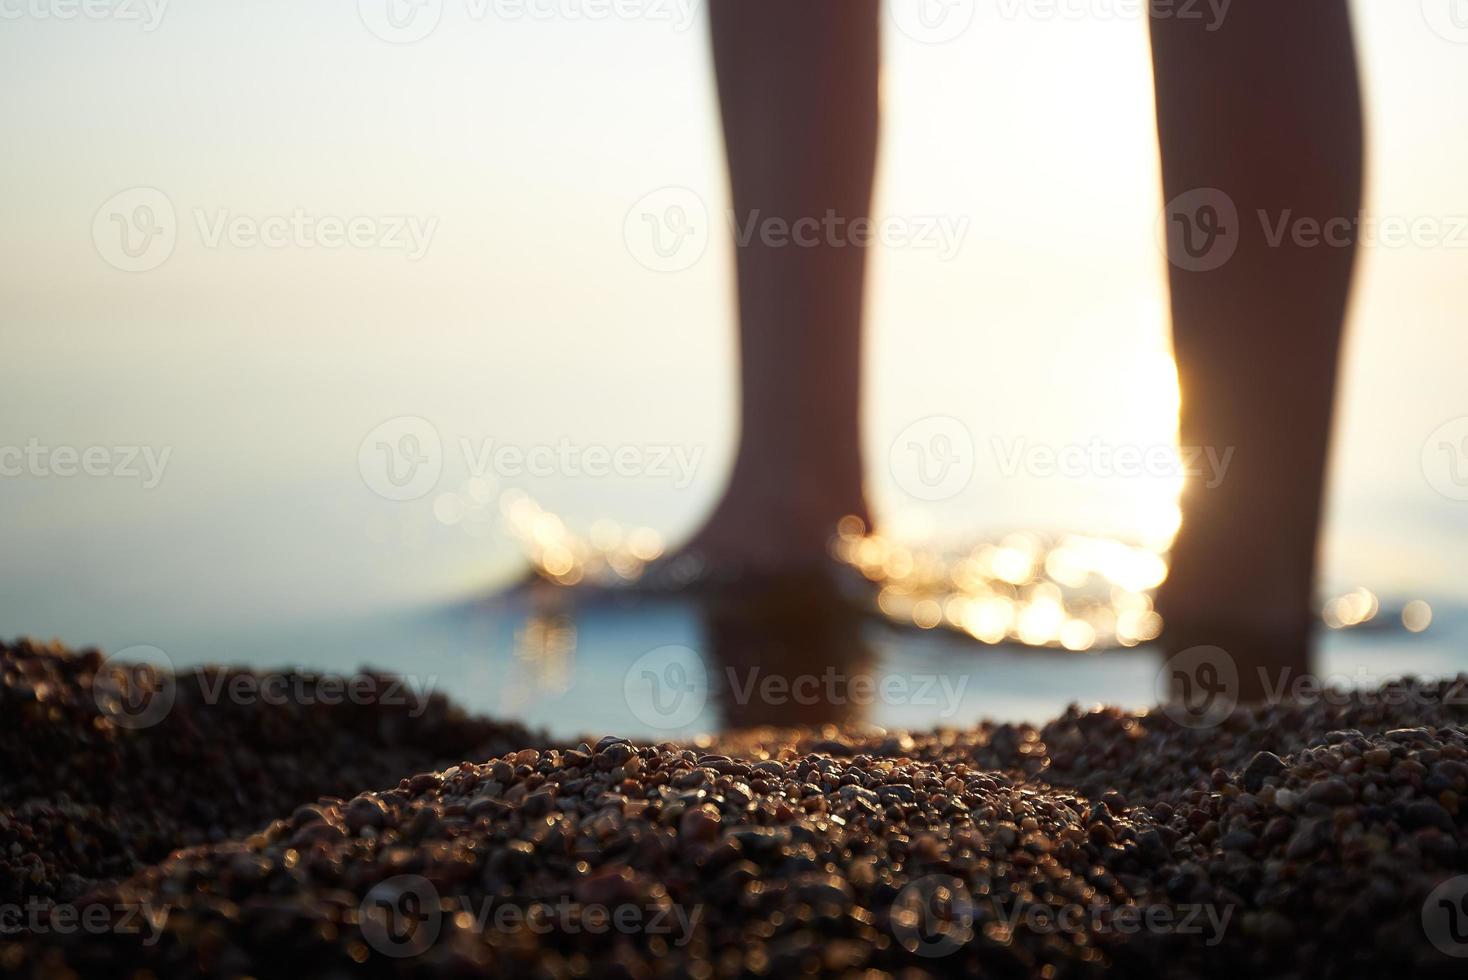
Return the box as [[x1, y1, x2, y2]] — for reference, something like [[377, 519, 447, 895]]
[[0, 639, 543, 909], [5, 640, 1467, 978]]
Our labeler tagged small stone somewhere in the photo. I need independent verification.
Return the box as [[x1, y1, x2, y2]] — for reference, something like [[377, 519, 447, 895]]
[[523, 788, 557, 818], [467, 794, 510, 819], [679, 804, 721, 842], [1285, 818, 1332, 859], [1303, 778, 1353, 807], [1402, 799, 1455, 832], [407, 772, 442, 793], [1256, 911, 1296, 946], [752, 760, 786, 779], [1243, 751, 1288, 792], [1361, 748, 1392, 768], [343, 797, 386, 832]]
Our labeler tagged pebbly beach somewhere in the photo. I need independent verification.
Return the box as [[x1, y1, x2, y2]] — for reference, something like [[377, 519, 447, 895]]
[[3, 638, 1466, 978]]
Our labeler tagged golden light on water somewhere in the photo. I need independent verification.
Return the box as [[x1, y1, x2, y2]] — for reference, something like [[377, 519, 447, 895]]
[[493, 482, 1430, 654], [541, 546, 575, 579], [501, 612, 577, 709], [912, 599, 943, 630], [498, 489, 664, 587], [1403, 600, 1433, 633], [627, 527, 665, 563], [1320, 589, 1434, 636], [833, 518, 1167, 652], [1323, 587, 1379, 630], [1060, 619, 1097, 652]]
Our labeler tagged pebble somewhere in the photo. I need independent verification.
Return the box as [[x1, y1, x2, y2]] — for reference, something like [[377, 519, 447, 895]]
[[1242, 751, 1287, 791], [1303, 778, 1354, 807], [1403, 799, 1455, 832], [679, 803, 722, 842], [1362, 747, 1393, 767]]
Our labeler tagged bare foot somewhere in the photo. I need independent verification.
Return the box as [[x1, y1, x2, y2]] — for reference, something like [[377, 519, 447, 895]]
[[669, 469, 871, 579]]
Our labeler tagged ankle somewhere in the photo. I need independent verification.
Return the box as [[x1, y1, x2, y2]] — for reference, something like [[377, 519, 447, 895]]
[[688, 494, 864, 572]]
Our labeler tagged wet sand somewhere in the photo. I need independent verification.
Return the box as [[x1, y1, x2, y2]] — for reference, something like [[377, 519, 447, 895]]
[[4, 639, 1467, 977]]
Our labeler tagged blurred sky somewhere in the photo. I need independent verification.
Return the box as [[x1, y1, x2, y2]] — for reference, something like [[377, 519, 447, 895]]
[[2, 0, 1467, 651]]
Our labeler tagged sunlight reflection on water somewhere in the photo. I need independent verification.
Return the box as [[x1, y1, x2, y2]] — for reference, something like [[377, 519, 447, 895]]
[[493, 490, 1432, 658]]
